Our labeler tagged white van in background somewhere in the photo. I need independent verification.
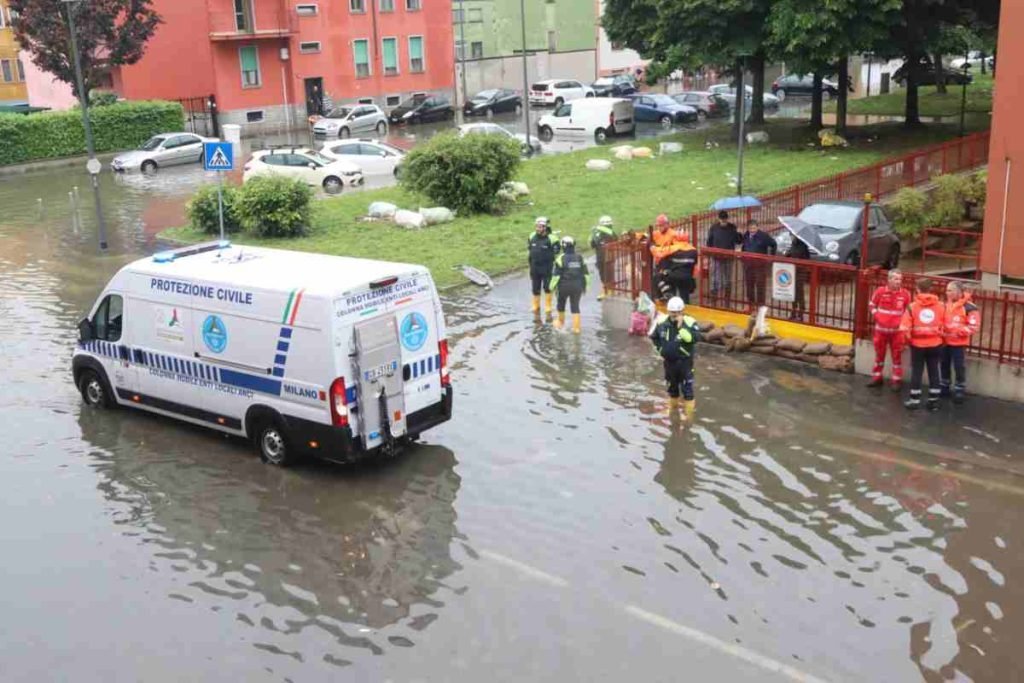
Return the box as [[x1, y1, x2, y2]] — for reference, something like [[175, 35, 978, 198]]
[[536, 97, 635, 142], [72, 242, 453, 466]]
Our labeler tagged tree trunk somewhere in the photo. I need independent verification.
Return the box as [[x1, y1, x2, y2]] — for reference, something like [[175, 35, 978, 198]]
[[836, 56, 849, 135], [980, 51, 987, 74], [810, 71, 823, 129], [905, 51, 921, 127], [749, 52, 765, 126], [933, 52, 947, 94], [732, 61, 743, 140]]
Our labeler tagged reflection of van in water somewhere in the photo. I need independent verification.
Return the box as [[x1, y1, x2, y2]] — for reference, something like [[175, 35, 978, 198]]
[[72, 242, 453, 466], [536, 97, 635, 142]]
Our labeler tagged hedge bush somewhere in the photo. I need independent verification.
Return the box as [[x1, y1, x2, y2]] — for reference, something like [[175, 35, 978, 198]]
[[400, 131, 521, 214], [0, 100, 184, 166], [234, 176, 313, 238], [889, 187, 928, 238], [186, 184, 242, 235]]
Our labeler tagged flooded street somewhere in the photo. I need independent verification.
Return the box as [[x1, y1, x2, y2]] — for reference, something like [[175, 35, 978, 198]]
[[3, 166, 1024, 682]]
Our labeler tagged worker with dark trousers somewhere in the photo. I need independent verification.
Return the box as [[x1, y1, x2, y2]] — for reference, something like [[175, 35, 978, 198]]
[[528, 216, 559, 316], [551, 236, 590, 334], [650, 296, 701, 416], [741, 219, 777, 309], [657, 231, 698, 303]]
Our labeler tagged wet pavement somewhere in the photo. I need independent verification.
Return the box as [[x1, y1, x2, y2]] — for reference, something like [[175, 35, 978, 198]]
[[4, 164, 1024, 682]]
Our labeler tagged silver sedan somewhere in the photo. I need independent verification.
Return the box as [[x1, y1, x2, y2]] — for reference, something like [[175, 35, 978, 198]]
[[111, 133, 218, 173]]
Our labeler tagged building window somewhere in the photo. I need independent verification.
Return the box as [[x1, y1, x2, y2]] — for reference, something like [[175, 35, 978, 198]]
[[406, 0, 421, 10], [452, 8, 463, 23], [299, 41, 321, 54], [350, 0, 365, 12], [0, 60, 12, 83], [246, 110, 265, 123], [353, 39, 370, 78], [382, 37, 399, 76], [408, 36, 424, 73], [358, 97, 374, 104], [296, 4, 318, 16], [239, 46, 261, 87], [471, 41, 483, 59], [16, 59, 25, 82], [468, 8, 482, 22], [234, 0, 252, 31], [386, 95, 401, 107], [547, 30, 556, 52], [454, 41, 464, 62], [380, 0, 394, 10]]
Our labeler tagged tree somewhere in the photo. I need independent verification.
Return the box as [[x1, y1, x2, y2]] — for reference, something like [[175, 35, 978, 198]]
[[10, 0, 162, 104]]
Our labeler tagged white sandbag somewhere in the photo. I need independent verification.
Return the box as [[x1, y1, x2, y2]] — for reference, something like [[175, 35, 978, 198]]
[[614, 147, 634, 161], [508, 181, 530, 196], [394, 209, 426, 230], [586, 159, 613, 171], [631, 146, 653, 158], [368, 201, 397, 219], [746, 131, 770, 144], [659, 142, 683, 154], [419, 206, 454, 225], [609, 144, 633, 155]]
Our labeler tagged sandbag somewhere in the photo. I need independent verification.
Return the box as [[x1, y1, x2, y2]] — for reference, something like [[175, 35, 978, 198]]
[[830, 344, 854, 357], [746, 131, 770, 145], [419, 206, 455, 225], [750, 345, 776, 355], [586, 159, 612, 171], [722, 324, 746, 338], [751, 335, 778, 346], [803, 342, 832, 356], [776, 338, 806, 353], [819, 355, 854, 373], [609, 144, 633, 155], [697, 321, 715, 333], [631, 146, 653, 158], [659, 142, 683, 154], [775, 349, 804, 361], [368, 201, 398, 219], [703, 328, 726, 343], [508, 181, 530, 196], [797, 353, 822, 364], [614, 148, 634, 161], [727, 338, 752, 353], [394, 209, 426, 230]]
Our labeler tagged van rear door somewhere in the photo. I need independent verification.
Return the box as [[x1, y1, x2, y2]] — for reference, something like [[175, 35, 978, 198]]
[[353, 316, 407, 450]]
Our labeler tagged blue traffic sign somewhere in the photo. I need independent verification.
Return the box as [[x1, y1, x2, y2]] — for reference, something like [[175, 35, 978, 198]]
[[203, 141, 234, 171]]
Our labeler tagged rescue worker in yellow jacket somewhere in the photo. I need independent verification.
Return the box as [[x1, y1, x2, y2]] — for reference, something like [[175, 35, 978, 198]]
[[650, 296, 701, 415], [550, 236, 590, 334]]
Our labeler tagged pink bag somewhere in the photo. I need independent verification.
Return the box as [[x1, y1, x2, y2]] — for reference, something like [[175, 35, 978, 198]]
[[629, 311, 651, 336]]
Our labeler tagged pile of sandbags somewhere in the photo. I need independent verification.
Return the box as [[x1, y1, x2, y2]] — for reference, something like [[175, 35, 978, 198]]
[[746, 131, 770, 145], [368, 201, 398, 219], [394, 209, 426, 230], [419, 207, 455, 225], [818, 128, 849, 148], [631, 146, 654, 159], [586, 159, 613, 171], [497, 181, 531, 202], [366, 202, 454, 228], [614, 147, 635, 161]]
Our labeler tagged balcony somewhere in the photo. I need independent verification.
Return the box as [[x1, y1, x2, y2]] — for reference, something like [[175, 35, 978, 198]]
[[208, 0, 296, 41]]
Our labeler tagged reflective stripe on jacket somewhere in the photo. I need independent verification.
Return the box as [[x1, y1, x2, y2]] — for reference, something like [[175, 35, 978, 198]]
[[650, 315, 700, 362], [900, 293, 945, 348], [943, 296, 980, 347], [870, 286, 912, 334]]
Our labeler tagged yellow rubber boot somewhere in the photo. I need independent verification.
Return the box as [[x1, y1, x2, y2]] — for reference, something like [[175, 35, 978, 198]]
[[554, 311, 565, 329], [572, 314, 581, 334], [667, 397, 680, 415], [531, 295, 541, 313], [683, 399, 696, 419], [544, 293, 554, 316]]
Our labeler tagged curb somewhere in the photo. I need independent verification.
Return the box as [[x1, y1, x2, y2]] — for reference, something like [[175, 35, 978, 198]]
[[0, 151, 125, 177]]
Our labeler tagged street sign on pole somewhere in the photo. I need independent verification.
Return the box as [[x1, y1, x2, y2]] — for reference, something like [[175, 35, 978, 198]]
[[203, 141, 234, 171], [772, 263, 796, 303], [86, 158, 101, 175]]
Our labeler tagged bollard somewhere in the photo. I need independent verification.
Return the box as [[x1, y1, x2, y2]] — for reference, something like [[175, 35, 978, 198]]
[[37, 198, 44, 219]]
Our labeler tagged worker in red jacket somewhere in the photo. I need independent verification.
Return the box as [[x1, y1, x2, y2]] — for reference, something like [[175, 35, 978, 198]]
[[900, 278, 946, 411], [867, 269, 913, 390], [940, 281, 980, 404]]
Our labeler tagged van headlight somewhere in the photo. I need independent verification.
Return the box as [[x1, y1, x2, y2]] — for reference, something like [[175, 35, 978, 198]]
[[825, 241, 839, 253]]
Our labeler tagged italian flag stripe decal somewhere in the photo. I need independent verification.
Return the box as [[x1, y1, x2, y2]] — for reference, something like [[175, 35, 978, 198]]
[[289, 290, 305, 326], [281, 289, 305, 325]]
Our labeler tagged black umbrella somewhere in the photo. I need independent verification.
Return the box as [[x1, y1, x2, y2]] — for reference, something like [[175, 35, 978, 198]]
[[778, 216, 825, 255]]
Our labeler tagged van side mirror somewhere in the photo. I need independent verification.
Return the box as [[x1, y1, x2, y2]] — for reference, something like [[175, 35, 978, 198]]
[[78, 317, 94, 343]]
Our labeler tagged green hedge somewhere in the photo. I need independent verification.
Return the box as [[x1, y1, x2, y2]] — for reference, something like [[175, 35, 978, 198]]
[[0, 100, 185, 166]]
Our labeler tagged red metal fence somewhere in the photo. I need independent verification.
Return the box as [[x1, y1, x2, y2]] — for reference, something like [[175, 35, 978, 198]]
[[919, 227, 983, 275]]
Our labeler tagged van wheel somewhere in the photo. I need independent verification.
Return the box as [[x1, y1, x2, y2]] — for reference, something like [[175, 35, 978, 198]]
[[539, 125, 553, 141], [255, 418, 294, 467], [79, 369, 114, 408], [323, 176, 343, 194], [594, 127, 608, 142]]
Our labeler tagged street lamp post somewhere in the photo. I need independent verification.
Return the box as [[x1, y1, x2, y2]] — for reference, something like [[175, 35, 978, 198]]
[[959, 49, 970, 138], [735, 56, 747, 197], [519, 0, 531, 150], [457, 0, 468, 121], [64, 0, 108, 251]]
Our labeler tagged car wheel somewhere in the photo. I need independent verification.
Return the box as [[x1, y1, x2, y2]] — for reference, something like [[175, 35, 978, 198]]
[[554, 97, 564, 108], [376, 121, 387, 135], [394, 165, 403, 178], [539, 125, 553, 141], [884, 244, 901, 270], [323, 176, 343, 195], [514, 103, 523, 115], [594, 127, 608, 142], [697, 110, 708, 122], [255, 418, 293, 467], [585, 92, 595, 98], [141, 160, 157, 174], [339, 127, 351, 139], [776, 89, 786, 102], [446, 109, 455, 120], [78, 369, 114, 408], [659, 115, 673, 128], [822, 90, 832, 101]]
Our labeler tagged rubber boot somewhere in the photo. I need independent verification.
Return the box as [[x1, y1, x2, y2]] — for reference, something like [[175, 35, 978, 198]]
[[683, 399, 696, 419], [667, 397, 680, 415], [953, 387, 966, 405], [572, 314, 581, 335], [866, 377, 884, 388], [554, 311, 565, 329], [597, 287, 606, 301], [531, 295, 541, 314], [544, 293, 553, 316], [904, 390, 921, 410]]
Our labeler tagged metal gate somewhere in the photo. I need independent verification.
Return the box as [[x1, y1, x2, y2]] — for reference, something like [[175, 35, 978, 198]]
[[354, 317, 407, 452], [174, 95, 219, 138]]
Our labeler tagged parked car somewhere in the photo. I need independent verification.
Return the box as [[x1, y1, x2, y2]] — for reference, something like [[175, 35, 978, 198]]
[[950, 51, 993, 71], [243, 148, 364, 194], [463, 89, 523, 117], [312, 105, 388, 138], [529, 79, 595, 107], [591, 74, 638, 97], [388, 95, 454, 124], [626, 93, 698, 126], [536, 97, 635, 142], [776, 201, 901, 268], [457, 122, 542, 156], [320, 139, 406, 177], [771, 74, 841, 101], [110, 133, 217, 173], [893, 59, 973, 86], [708, 84, 780, 110], [672, 92, 730, 120]]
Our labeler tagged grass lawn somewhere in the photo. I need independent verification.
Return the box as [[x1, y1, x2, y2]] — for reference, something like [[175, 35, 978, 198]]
[[828, 74, 993, 117], [162, 119, 988, 288]]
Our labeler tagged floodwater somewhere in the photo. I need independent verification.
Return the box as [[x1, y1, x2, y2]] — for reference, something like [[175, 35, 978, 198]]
[[3, 175, 1024, 682]]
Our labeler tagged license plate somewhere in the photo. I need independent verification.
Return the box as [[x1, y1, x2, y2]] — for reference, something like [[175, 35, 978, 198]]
[[363, 361, 398, 382]]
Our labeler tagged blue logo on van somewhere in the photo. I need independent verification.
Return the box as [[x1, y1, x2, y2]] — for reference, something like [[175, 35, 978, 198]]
[[400, 312, 428, 352], [202, 315, 228, 353]]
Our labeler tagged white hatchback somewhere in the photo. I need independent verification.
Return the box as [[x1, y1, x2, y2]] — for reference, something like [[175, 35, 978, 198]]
[[243, 148, 364, 194], [320, 139, 406, 177], [529, 79, 595, 107]]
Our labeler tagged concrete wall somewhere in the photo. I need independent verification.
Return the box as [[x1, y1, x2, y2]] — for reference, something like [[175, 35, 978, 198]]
[[595, 0, 645, 76], [854, 340, 1024, 403], [454, 0, 596, 61], [457, 50, 596, 101]]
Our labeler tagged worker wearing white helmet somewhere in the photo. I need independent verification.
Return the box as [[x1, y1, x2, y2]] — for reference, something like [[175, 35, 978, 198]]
[[528, 216, 559, 315], [550, 235, 590, 333], [649, 296, 701, 414], [589, 215, 618, 301]]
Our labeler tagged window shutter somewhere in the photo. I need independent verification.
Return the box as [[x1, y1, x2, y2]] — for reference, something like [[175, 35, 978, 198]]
[[383, 39, 397, 69], [240, 47, 258, 72]]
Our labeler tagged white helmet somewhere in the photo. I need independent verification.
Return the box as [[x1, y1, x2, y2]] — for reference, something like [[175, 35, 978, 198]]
[[667, 297, 685, 313], [535, 216, 550, 228], [561, 235, 575, 248], [598, 215, 613, 227]]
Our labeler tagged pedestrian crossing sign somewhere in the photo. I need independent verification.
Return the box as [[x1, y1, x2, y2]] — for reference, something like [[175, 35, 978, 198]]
[[203, 141, 234, 171]]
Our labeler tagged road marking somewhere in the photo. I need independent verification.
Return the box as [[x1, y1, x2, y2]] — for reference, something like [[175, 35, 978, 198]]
[[623, 605, 830, 683], [479, 550, 569, 588]]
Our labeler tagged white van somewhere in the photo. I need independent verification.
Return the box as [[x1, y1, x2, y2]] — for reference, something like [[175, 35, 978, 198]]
[[536, 97, 635, 142], [72, 242, 453, 466]]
